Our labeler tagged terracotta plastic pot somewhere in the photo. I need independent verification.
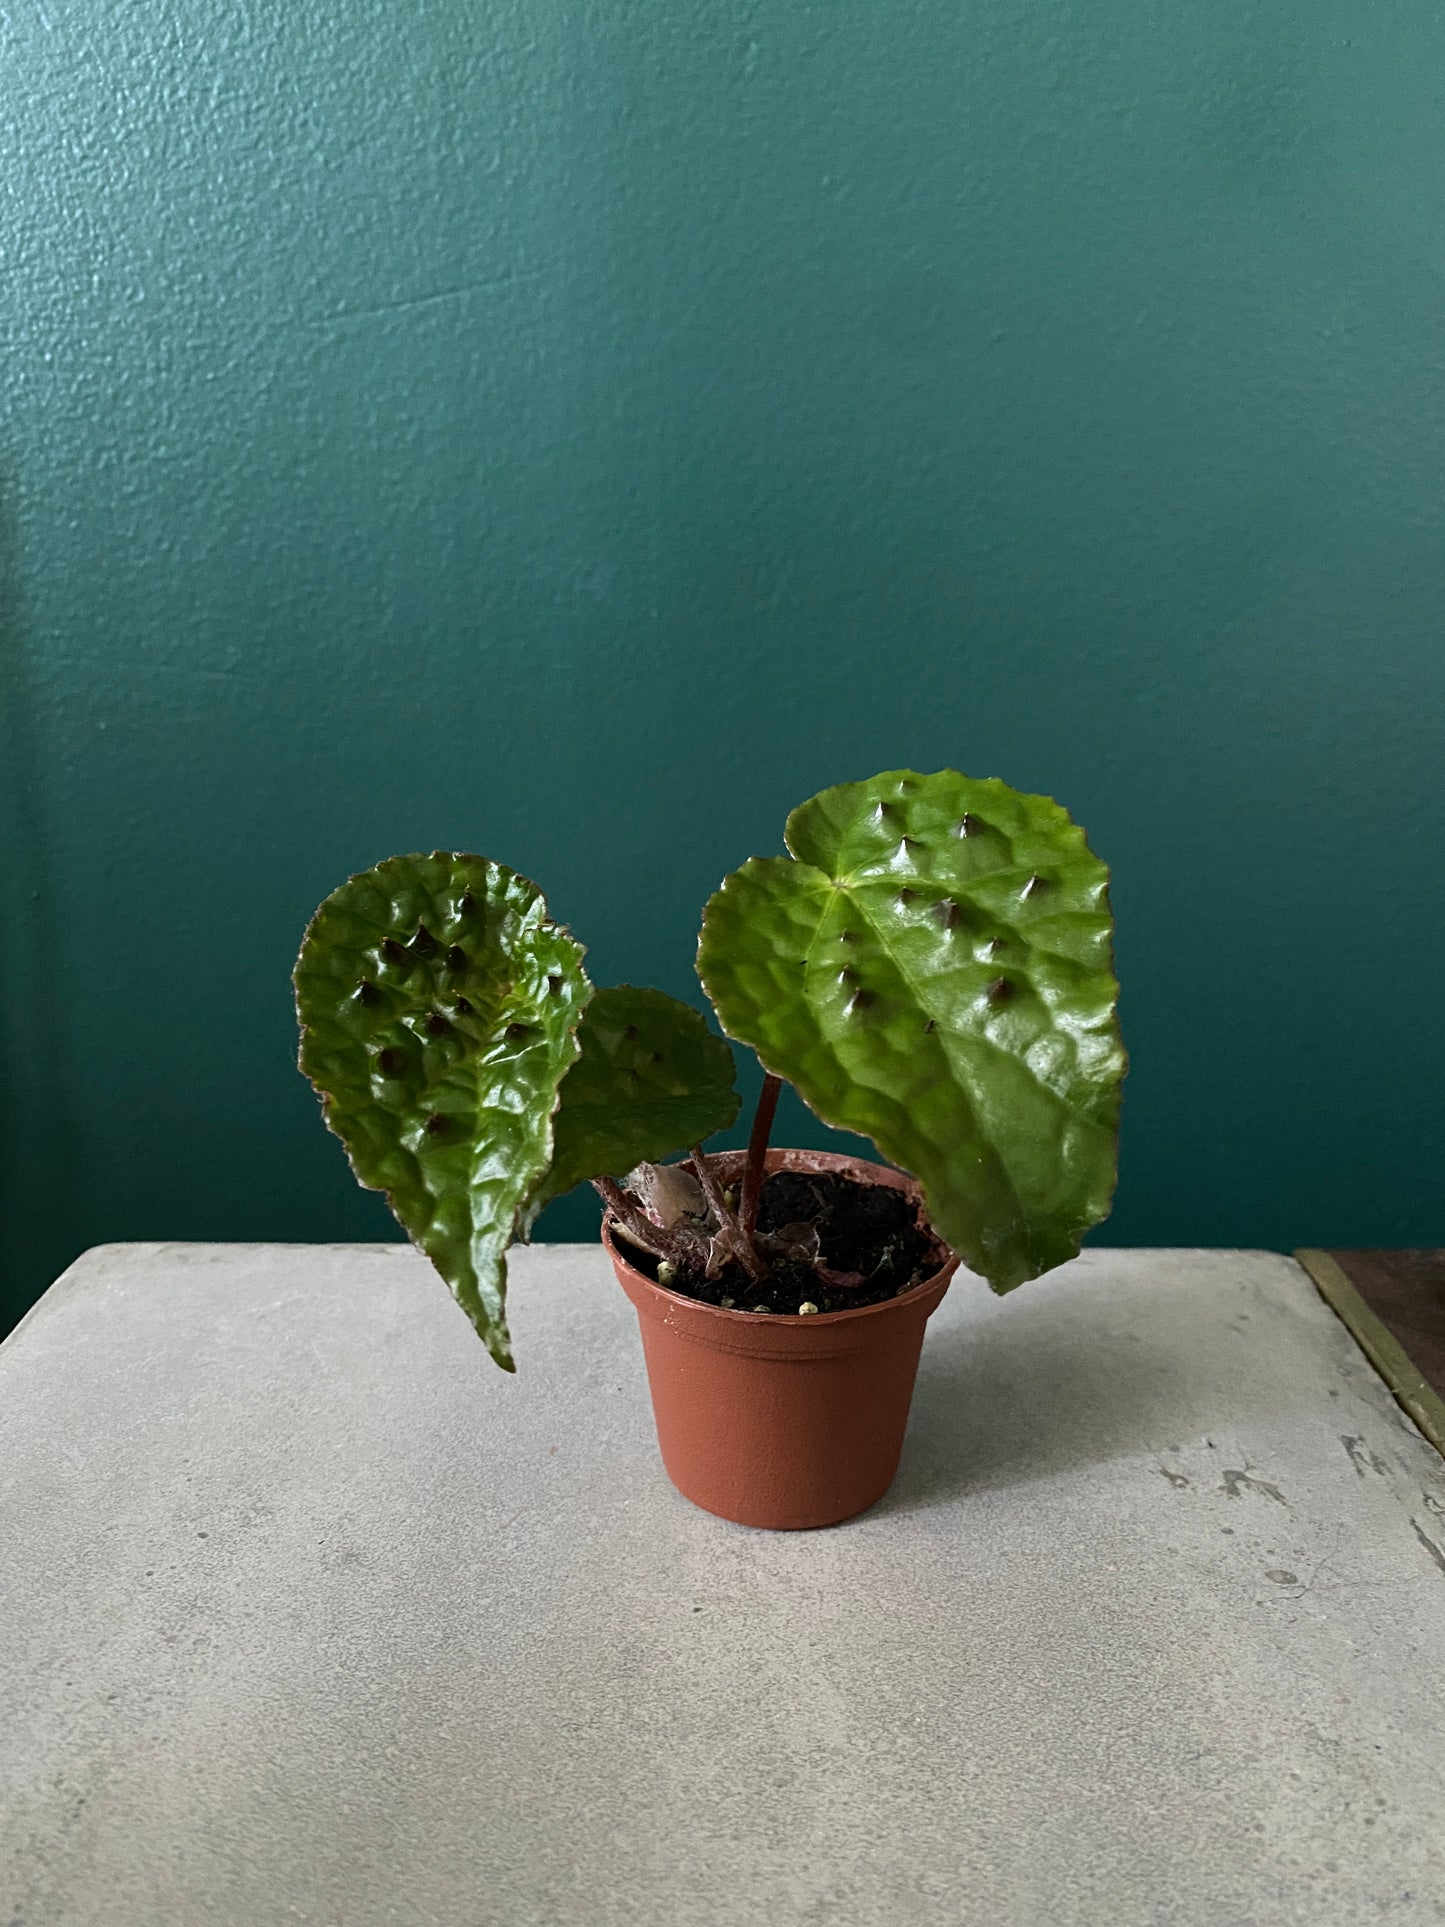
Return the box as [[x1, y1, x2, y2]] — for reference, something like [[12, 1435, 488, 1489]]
[[603, 1148, 957, 1529]]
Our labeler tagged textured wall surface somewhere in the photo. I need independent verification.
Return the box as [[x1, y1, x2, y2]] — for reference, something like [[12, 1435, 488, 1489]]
[[3, 3, 1443, 1326]]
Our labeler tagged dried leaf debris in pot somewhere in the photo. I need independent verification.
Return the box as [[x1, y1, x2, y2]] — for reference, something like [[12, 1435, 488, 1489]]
[[614, 1169, 944, 1314]]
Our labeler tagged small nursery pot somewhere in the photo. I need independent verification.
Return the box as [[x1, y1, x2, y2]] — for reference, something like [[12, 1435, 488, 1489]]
[[603, 1148, 957, 1530]]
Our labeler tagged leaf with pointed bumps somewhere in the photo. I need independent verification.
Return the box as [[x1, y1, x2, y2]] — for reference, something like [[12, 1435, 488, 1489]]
[[696, 770, 1125, 1291], [294, 852, 590, 1368], [520, 985, 740, 1231]]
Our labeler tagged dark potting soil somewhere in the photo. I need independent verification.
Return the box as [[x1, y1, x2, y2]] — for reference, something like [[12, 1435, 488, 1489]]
[[615, 1169, 946, 1317]]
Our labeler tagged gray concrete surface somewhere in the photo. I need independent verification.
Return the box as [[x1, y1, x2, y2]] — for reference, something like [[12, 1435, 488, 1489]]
[[2, 1242, 1444, 1927]]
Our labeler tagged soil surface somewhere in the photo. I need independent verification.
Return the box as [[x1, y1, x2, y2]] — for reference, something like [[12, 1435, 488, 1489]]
[[615, 1169, 946, 1316]]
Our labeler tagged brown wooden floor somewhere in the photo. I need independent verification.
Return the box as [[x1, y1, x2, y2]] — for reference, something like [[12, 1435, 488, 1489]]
[[1328, 1250, 1445, 1399]]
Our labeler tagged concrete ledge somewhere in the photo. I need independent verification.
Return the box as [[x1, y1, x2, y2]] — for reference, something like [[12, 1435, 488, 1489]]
[[3, 1243, 1444, 1925]]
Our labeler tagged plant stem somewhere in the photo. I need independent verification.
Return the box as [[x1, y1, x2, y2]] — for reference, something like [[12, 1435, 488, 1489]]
[[591, 1175, 687, 1266], [689, 1144, 765, 1283], [687, 1145, 736, 1232], [739, 1071, 782, 1245]]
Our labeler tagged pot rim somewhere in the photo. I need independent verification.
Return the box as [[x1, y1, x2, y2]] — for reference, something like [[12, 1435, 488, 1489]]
[[601, 1145, 958, 1331]]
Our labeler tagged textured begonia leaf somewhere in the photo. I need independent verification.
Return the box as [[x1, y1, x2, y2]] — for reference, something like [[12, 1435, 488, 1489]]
[[696, 770, 1125, 1291], [295, 852, 590, 1369], [520, 985, 740, 1229]]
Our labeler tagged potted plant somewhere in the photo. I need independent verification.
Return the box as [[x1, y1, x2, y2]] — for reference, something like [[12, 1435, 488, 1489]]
[[294, 768, 1125, 1528]]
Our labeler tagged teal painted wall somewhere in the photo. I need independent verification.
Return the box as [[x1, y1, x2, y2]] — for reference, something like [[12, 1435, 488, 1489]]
[[3, 3, 1443, 1328]]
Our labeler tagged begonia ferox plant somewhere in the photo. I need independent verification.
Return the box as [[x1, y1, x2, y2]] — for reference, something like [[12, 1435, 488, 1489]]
[[294, 769, 1126, 1369]]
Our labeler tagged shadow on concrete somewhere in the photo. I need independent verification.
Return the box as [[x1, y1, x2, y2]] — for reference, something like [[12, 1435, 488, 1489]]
[[875, 1274, 1295, 1513]]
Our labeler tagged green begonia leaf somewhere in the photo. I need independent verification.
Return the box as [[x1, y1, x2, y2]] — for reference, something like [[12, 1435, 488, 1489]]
[[521, 985, 740, 1229], [696, 770, 1125, 1291], [294, 852, 590, 1368]]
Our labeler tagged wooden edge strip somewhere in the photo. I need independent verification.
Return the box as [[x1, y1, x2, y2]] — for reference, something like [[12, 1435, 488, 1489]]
[[1294, 1248, 1445, 1460]]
